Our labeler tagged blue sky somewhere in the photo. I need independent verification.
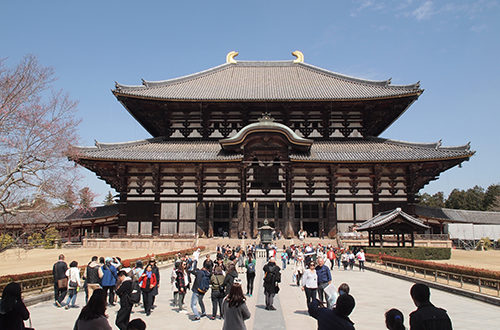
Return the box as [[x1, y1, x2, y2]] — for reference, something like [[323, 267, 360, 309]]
[[2, 0, 499, 203]]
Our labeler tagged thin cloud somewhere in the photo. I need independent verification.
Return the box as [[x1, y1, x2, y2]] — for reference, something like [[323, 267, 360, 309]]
[[412, 1, 434, 20]]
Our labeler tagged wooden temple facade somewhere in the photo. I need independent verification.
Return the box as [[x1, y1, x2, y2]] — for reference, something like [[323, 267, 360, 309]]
[[74, 51, 474, 239]]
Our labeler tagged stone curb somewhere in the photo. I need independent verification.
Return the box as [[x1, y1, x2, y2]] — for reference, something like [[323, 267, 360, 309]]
[[365, 265, 500, 306]]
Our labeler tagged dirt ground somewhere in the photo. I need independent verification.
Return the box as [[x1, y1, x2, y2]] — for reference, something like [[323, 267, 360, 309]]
[[0, 247, 175, 276], [432, 249, 500, 271]]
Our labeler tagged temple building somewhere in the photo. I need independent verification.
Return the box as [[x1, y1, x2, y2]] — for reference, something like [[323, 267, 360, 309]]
[[73, 51, 474, 239]]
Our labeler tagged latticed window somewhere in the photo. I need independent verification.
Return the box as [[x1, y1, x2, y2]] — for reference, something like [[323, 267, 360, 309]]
[[214, 203, 230, 219], [258, 203, 275, 218], [303, 203, 320, 218]]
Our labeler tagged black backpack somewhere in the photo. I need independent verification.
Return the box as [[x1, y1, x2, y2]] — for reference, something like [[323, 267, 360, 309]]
[[129, 281, 141, 304]]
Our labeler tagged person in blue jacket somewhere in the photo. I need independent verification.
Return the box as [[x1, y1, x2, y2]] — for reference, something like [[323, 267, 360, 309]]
[[101, 257, 118, 305]]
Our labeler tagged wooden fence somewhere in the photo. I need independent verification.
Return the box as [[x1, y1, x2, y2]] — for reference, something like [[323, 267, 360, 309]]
[[367, 259, 500, 297]]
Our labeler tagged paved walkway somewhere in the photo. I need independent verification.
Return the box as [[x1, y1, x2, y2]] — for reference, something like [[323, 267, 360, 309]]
[[28, 259, 500, 329]]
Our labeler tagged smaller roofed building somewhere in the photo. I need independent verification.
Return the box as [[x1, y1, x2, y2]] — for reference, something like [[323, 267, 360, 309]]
[[357, 208, 430, 247]]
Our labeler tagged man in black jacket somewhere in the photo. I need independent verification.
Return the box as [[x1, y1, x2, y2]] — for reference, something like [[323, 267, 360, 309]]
[[52, 254, 68, 307], [115, 270, 133, 330], [409, 283, 452, 330], [263, 257, 281, 310], [308, 294, 355, 330]]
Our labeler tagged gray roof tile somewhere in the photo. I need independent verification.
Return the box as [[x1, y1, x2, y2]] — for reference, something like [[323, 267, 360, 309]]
[[114, 61, 422, 101], [75, 137, 473, 163]]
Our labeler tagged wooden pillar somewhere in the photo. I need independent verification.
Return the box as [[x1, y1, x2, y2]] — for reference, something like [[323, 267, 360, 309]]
[[196, 202, 207, 237], [208, 202, 214, 237], [252, 202, 259, 238], [372, 165, 381, 216], [237, 202, 251, 236], [117, 165, 128, 236], [152, 164, 161, 236], [283, 202, 294, 238], [411, 231, 415, 247], [67, 224, 72, 243]]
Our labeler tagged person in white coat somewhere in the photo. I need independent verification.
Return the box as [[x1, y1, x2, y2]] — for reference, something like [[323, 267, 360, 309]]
[[301, 261, 318, 305], [64, 261, 82, 309]]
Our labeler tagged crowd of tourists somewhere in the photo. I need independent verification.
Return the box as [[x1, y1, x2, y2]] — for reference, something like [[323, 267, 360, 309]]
[[0, 244, 453, 330]]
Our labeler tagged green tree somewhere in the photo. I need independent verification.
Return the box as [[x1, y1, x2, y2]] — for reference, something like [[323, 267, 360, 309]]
[[463, 185, 485, 210], [0, 233, 14, 250], [483, 184, 500, 210], [103, 191, 115, 206], [43, 226, 60, 249], [28, 232, 43, 248], [445, 189, 467, 209], [418, 192, 445, 208]]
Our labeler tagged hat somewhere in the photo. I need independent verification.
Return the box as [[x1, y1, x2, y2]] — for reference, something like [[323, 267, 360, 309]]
[[105, 257, 113, 263]]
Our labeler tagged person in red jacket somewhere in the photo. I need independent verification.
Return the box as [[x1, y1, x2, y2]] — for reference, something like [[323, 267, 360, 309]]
[[326, 248, 335, 270], [139, 264, 157, 316]]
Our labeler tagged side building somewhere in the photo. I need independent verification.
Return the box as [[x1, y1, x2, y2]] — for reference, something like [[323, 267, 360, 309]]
[[73, 51, 474, 238]]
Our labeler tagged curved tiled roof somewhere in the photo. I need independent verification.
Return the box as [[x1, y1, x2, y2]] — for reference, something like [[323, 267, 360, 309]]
[[357, 208, 430, 231], [220, 115, 313, 152], [415, 205, 500, 225], [113, 61, 422, 101], [75, 137, 473, 163]]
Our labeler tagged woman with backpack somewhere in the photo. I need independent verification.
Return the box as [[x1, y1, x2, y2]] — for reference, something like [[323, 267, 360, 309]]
[[64, 261, 82, 309], [138, 264, 157, 316], [209, 266, 226, 320], [244, 255, 256, 297], [223, 263, 238, 294]]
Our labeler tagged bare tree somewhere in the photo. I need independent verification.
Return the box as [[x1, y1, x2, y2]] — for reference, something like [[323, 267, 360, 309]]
[[0, 55, 80, 215]]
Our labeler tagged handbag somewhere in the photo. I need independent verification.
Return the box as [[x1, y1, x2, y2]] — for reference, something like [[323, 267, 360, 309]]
[[57, 278, 68, 289], [69, 280, 78, 288], [24, 316, 35, 330]]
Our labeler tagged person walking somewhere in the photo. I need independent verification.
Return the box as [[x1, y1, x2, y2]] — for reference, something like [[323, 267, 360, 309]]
[[301, 261, 318, 305], [263, 257, 281, 311], [190, 265, 210, 321], [281, 246, 288, 270], [175, 260, 190, 313], [409, 283, 452, 330], [115, 270, 133, 330], [327, 248, 335, 270], [138, 264, 157, 316], [222, 281, 251, 330], [85, 256, 103, 304], [315, 257, 332, 308], [223, 263, 238, 293], [348, 251, 355, 270], [0, 282, 30, 330], [244, 255, 256, 296], [148, 257, 160, 309], [209, 265, 225, 320], [356, 249, 365, 271], [64, 261, 82, 309], [101, 257, 118, 306], [53, 254, 68, 307], [74, 289, 112, 330]]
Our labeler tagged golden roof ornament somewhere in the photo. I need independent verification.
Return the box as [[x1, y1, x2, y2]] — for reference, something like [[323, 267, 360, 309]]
[[226, 51, 239, 64], [292, 50, 304, 63]]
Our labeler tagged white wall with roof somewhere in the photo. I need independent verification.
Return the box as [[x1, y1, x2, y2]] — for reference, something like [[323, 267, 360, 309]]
[[447, 223, 500, 240]]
